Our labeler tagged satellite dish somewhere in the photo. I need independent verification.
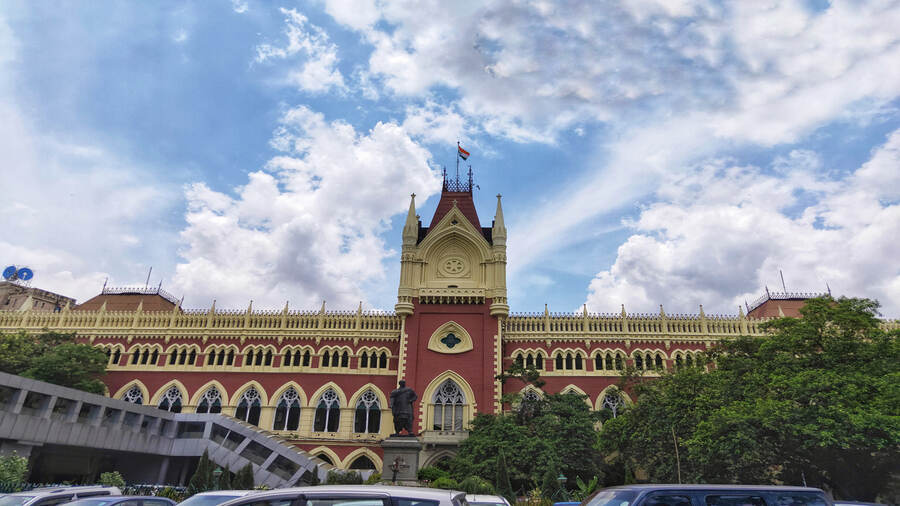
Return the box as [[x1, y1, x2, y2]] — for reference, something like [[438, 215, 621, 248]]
[[17, 268, 34, 281], [2, 266, 16, 280]]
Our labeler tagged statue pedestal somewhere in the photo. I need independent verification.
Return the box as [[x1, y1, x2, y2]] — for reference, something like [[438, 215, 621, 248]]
[[380, 436, 422, 485]]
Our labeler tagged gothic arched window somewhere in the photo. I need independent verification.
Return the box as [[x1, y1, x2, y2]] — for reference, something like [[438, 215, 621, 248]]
[[634, 354, 644, 370], [594, 354, 603, 370], [273, 387, 301, 431], [321, 351, 331, 368], [354, 390, 381, 433], [655, 354, 664, 370], [432, 380, 465, 431], [348, 455, 376, 470], [601, 389, 625, 418], [158, 386, 183, 413], [112, 349, 121, 365], [360, 352, 369, 368], [196, 387, 222, 414], [122, 385, 143, 404], [341, 351, 349, 368], [379, 352, 388, 368], [536, 354, 544, 369], [235, 387, 262, 426], [555, 354, 564, 370], [314, 389, 340, 432]]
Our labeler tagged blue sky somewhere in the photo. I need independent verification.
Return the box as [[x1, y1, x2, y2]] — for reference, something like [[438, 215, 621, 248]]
[[2, 0, 899, 316]]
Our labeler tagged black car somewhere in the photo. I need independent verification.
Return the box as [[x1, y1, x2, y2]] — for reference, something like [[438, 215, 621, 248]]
[[584, 485, 833, 506]]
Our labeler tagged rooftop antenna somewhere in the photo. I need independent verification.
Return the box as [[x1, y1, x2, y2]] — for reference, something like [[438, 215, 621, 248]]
[[779, 269, 787, 292], [765, 285, 771, 298], [157, 279, 163, 292], [102, 277, 108, 291], [745, 300, 750, 313], [145, 267, 152, 288], [826, 282, 832, 296]]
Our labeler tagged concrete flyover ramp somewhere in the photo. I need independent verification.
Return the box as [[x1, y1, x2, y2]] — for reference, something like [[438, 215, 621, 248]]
[[0, 372, 334, 486]]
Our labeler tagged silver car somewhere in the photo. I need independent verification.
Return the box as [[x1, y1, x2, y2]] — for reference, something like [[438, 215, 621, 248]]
[[0, 486, 121, 506], [217, 485, 466, 506]]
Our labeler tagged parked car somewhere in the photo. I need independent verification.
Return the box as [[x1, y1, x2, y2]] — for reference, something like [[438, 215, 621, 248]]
[[466, 495, 510, 506], [63, 497, 175, 506], [0, 486, 121, 506], [216, 485, 467, 506], [176, 491, 259, 506], [584, 485, 833, 506]]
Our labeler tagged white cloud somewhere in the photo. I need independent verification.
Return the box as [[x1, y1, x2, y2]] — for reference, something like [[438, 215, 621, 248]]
[[170, 106, 442, 309], [255, 8, 345, 93], [0, 14, 178, 304], [584, 132, 900, 316], [231, 0, 249, 14], [401, 100, 469, 146]]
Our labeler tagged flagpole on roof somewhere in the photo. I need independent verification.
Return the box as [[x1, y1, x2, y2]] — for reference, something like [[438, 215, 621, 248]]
[[456, 141, 460, 181]]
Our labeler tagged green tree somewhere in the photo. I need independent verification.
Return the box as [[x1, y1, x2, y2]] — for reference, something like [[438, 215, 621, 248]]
[[431, 477, 460, 490], [233, 463, 255, 490], [0, 331, 107, 394], [600, 297, 900, 502], [448, 390, 602, 496], [188, 450, 215, 494], [0, 452, 28, 485], [219, 465, 232, 489], [99, 471, 126, 488], [459, 475, 496, 494], [326, 470, 363, 484]]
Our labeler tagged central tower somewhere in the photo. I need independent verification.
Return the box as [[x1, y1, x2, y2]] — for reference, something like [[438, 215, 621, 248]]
[[394, 170, 508, 445]]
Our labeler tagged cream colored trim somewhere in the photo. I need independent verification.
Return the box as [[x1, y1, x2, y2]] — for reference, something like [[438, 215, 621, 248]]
[[188, 379, 230, 407], [308, 382, 348, 408], [112, 380, 150, 403], [427, 321, 474, 354], [270, 381, 309, 407], [419, 370, 478, 433], [343, 447, 383, 472], [232, 380, 270, 406], [594, 385, 634, 410], [309, 446, 342, 467], [149, 379, 190, 407]]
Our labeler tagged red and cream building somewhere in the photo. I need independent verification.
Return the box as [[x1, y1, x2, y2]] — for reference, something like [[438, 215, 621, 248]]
[[0, 176, 807, 473]]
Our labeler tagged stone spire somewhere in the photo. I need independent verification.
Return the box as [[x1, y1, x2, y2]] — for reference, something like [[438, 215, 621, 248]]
[[492, 194, 506, 245], [402, 193, 418, 246]]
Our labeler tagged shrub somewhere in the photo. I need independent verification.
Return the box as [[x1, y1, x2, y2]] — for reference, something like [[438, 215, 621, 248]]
[[430, 477, 460, 490], [99, 471, 126, 488], [364, 472, 382, 485], [459, 476, 496, 494], [418, 466, 449, 482], [326, 470, 363, 484], [0, 452, 28, 484]]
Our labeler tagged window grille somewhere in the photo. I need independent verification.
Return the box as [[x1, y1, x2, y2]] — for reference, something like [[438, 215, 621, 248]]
[[273, 387, 301, 431], [432, 379, 465, 431], [196, 387, 222, 414], [354, 390, 381, 433], [122, 385, 143, 404], [235, 387, 262, 426], [158, 386, 183, 413], [314, 389, 340, 432]]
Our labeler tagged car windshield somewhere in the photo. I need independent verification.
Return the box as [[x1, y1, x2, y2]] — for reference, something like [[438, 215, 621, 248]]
[[0, 497, 35, 506], [584, 490, 638, 506], [177, 496, 242, 506]]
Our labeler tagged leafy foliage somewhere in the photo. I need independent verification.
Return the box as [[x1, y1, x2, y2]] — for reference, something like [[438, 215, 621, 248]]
[[447, 390, 602, 496], [326, 470, 363, 484], [431, 476, 460, 489], [233, 463, 254, 490], [99, 471, 126, 488], [0, 331, 107, 393], [364, 472, 381, 484], [418, 466, 449, 482], [599, 297, 899, 502], [459, 475, 496, 494], [188, 450, 215, 494], [0, 452, 28, 485]]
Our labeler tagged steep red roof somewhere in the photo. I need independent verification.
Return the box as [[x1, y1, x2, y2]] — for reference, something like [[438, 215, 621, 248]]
[[428, 191, 482, 232]]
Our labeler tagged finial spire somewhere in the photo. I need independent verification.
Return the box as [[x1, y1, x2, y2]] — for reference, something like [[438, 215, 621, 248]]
[[402, 193, 418, 244]]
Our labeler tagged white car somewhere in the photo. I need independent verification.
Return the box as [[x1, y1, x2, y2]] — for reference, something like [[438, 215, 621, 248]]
[[176, 491, 259, 506], [466, 495, 511, 506], [217, 485, 467, 506], [0, 486, 121, 506]]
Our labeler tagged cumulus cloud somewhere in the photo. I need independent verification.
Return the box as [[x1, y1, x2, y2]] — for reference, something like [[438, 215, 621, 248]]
[[255, 8, 345, 93], [584, 130, 900, 316], [170, 106, 442, 309]]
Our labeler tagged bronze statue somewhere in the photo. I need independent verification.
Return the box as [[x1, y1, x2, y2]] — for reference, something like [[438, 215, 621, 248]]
[[389, 380, 418, 436]]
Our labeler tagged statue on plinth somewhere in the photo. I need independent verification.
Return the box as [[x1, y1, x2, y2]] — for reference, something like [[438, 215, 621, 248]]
[[389, 380, 418, 436]]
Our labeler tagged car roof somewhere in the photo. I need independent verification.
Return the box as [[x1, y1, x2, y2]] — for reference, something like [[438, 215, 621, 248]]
[[601, 485, 826, 492], [10, 486, 121, 497], [193, 491, 258, 497], [223, 485, 463, 502], [70, 498, 173, 503], [465, 495, 508, 503]]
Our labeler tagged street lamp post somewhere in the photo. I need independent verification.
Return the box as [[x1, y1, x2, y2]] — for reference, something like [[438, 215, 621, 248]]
[[213, 467, 223, 490], [557, 473, 568, 501]]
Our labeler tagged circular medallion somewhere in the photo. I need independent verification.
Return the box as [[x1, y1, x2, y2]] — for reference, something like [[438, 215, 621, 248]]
[[439, 256, 468, 277]]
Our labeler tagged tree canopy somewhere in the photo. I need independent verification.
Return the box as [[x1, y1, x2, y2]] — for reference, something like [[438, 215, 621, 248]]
[[447, 390, 603, 498], [0, 330, 107, 394], [599, 297, 899, 502]]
